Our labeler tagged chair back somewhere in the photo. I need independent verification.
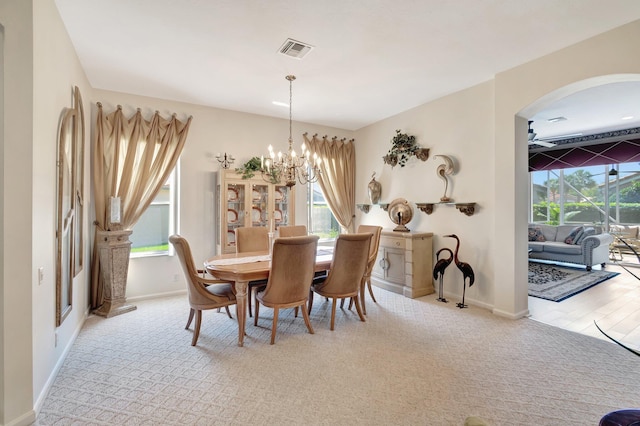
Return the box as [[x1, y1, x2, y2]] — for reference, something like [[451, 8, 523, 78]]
[[169, 234, 228, 308], [236, 226, 269, 253], [260, 235, 319, 305], [278, 225, 307, 237], [357, 225, 382, 275], [320, 233, 371, 296]]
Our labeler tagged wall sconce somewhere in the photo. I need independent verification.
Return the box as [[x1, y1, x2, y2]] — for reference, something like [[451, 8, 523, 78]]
[[216, 152, 235, 169]]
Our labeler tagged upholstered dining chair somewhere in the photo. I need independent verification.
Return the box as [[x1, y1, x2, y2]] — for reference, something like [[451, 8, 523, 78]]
[[308, 233, 372, 330], [235, 226, 269, 317], [254, 235, 319, 344], [356, 224, 383, 315], [278, 225, 307, 237], [169, 235, 237, 346]]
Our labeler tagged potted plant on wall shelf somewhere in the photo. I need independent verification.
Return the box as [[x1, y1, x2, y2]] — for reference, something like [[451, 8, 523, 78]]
[[236, 156, 280, 184], [383, 129, 429, 168]]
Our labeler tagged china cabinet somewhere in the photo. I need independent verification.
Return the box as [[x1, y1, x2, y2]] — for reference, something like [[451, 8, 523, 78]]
[[217, 169, 295, 254], [371, 230, 434, 298]]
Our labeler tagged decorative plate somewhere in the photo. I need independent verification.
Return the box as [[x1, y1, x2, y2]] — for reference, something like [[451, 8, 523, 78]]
[[274, 208, 283, 223], [275, 189, 284, 201], [227, 209, 238, 223], [252, 189, 262, 201], [227, 188, 238, 201], [252, 207, 262, 223], [228, 230, 236, 244]]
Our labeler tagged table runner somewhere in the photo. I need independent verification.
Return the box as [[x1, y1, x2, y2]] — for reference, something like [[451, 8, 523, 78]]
[[206, 254, 271, 266]]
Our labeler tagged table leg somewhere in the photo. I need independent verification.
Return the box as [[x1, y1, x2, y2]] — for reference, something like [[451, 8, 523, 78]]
[[235, 280, 248, 347]]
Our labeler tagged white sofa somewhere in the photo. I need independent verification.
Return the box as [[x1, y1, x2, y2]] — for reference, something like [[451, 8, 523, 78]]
[[528, 224, 613, 271]]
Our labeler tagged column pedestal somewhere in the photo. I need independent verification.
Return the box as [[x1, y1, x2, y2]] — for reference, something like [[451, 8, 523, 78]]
[[94, 229, 137, 318]]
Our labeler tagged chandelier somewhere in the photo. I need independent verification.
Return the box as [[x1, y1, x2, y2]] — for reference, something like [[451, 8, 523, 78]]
[[261, 75, 321, 187]]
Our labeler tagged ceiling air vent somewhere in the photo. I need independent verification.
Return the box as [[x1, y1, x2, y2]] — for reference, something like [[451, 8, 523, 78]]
[[278, 38, 314, 59]]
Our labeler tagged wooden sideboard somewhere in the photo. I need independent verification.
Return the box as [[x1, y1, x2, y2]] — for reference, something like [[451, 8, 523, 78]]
[[371, 230, 434, 298]]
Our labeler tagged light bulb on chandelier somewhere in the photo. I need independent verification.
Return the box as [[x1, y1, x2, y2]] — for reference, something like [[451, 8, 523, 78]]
[[261, 75, 321, 187]]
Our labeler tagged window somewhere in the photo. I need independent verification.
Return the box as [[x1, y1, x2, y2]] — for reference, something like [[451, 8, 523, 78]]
[[130, 166, 178, 257], [307, 179, 339, 242], [529, 162, 640, 228]]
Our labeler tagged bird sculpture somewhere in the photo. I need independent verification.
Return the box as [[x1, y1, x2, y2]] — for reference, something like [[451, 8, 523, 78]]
[[444, 234, 475, 308], [434, 155, 455, 202], [433, 248, 453, 303]]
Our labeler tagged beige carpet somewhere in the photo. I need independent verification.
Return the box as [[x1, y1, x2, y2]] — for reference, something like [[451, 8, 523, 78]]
[[35, 289, 640, 425]]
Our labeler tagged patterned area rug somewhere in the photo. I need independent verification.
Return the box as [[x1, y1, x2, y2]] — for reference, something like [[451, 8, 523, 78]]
[[528, 262, 619, 302]]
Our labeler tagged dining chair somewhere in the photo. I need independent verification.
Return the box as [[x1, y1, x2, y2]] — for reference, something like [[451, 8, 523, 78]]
[[308, 233, 372, 330], [356, 224, 383, 315], [169, 235, 237, 346], [278, 225, 307, 237], [235, 226, 269, 317], [254, 235, 319, 344]]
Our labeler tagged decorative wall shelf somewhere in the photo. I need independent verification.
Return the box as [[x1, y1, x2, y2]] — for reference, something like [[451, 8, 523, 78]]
[[357, 202, 476, 216], [415, 202, 477, 216], [356, 203, 389, 213]]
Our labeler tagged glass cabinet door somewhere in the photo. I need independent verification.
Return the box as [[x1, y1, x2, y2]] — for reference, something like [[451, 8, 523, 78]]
[[274, 185, 291, 228], [225, 182, 245, 249], [250, 183, 269, 228]]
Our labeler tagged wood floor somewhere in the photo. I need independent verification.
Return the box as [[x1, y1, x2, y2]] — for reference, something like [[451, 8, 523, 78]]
[[528, 256, 640, 352]]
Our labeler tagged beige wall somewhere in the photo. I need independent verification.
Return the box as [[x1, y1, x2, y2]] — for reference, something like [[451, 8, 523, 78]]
[[31, 0, 92, 417], [354, 81, 496, 309], [0, 0, 35, 424]]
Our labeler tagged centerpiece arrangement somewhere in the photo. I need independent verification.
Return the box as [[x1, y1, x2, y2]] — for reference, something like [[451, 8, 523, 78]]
[[383, 130, 429, 168]]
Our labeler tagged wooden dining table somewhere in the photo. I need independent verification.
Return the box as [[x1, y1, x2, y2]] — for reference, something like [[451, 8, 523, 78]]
[[204, 248, 333, 346]]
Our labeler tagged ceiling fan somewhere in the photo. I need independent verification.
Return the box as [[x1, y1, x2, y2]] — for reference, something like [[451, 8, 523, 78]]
[[528, 120, 557, 148]]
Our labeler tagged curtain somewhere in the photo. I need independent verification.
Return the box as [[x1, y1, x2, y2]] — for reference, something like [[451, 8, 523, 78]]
[[90, 103, 192, 309], [304, 134, 356, 233]]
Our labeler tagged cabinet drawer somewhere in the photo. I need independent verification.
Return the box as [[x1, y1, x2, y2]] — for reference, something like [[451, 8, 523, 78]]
[[380, 236, 405, 250]]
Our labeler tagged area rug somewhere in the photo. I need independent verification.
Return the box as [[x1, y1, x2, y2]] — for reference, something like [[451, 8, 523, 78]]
[[528, 262, 619, 302]]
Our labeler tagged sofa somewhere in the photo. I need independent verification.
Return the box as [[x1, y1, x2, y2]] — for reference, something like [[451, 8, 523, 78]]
[[528, 224, 614, 270]]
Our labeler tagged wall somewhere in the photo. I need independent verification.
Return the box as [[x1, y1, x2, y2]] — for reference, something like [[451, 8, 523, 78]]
[[0, 0, 34, 424], [354, 81, 495, 308], [92, 90, 354, 300], [31, 0, 93, 417]]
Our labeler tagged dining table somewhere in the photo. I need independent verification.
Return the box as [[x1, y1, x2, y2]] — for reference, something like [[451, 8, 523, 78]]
[[204, 248, 333, 346]]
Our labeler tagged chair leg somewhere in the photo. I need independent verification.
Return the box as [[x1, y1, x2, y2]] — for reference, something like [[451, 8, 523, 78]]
[[248, 287, 253, 317], [301, 302, 315, 335], [340, 298, 345, 308], [353, 295, 366, 322], [294, 306, 299, 317], [366, 276, 377, 303], [185, 308, 195, 329], [308, 291, 314, 314], [360, 278, 367, 315], [224, 306, 233, 319], [270, 307, 279, 345], [330, 298, 337, 331], [254, 299, 260, 326], [192, 310, 202, 346]]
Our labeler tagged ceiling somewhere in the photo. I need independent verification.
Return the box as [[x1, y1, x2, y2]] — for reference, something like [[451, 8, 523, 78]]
[[55, 0, 640, 135]]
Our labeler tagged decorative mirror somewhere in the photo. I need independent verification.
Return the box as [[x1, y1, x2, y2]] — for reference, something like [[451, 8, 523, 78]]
[[56, 86, 84, 326]]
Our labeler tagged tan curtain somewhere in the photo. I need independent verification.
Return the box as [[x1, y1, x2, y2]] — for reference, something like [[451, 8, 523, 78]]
[[90, 104, 192, 309], [304, 134, 356, 233]]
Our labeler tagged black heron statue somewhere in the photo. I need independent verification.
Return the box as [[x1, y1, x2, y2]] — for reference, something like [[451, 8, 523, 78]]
[[444, 234, 475, 308], [433, 248, 453, 302]]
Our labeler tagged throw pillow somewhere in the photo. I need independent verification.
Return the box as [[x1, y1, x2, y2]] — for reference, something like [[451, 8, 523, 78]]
[[575, 227, 595, 244], [564, 226, 584, 244], [528, 226, 545, 242]]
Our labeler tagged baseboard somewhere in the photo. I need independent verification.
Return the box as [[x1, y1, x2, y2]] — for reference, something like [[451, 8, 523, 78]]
[[127, 289, 187, 302], [32, 306, 89, 421], [493, 307, 530, 319], [4, 409, 36, 426]]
